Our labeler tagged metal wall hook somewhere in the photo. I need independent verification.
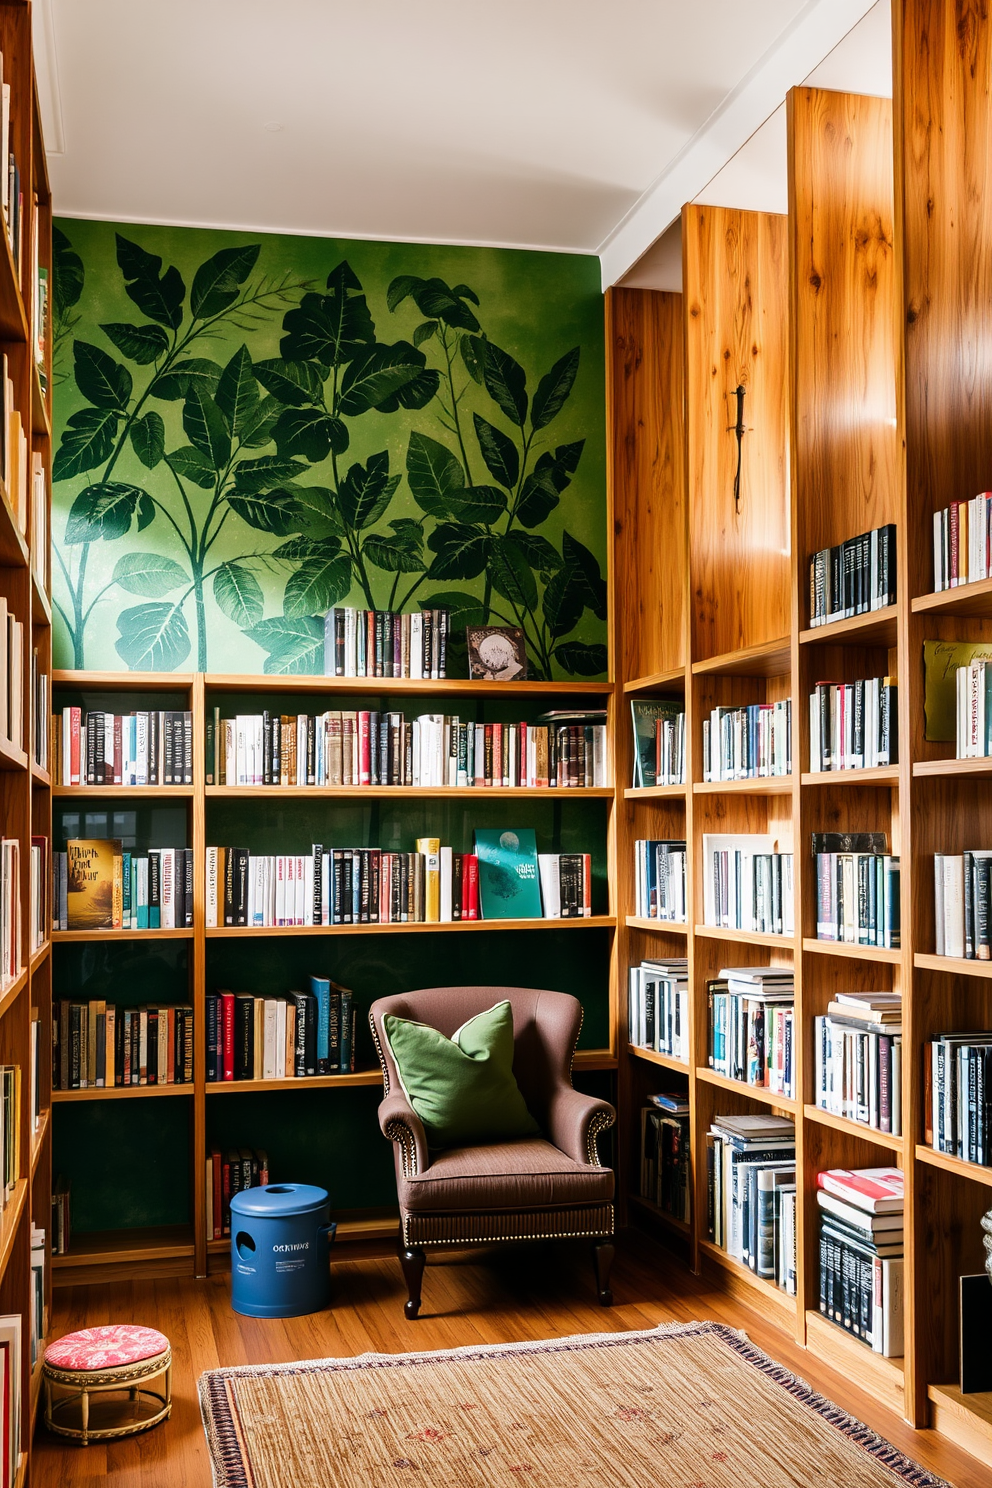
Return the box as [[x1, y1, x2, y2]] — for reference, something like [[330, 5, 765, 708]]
[[728, 384, 746, 514]]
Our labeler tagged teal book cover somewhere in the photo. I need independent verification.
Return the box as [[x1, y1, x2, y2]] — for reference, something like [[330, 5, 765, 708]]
[[474, 829, 543, 919], [630, 699, 684, 786]]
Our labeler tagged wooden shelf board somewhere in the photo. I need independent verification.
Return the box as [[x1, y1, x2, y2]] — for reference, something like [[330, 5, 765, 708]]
[[206, 1072, 381, 1094], [207, 916, 617, 938], [28, 940, 50, 973], [927, 1384, 992, 1461], [0, 736, 27, 772], [53, 785, 195, 798], [0, 1182, 27, 1285], [31, 569, 51, 626], [0, 481, 28, 568], [52, 928, 195, 942], [32, 364, 51, 437], [30, 1110, 50, 1176], [0, 970, 26, 1021], [802, 937, 901, 965], [691, 636, 791, 678], [51, 1225, 195, 1268], [694, 776, 793, 796], [695, 924, 796, 951], [913, 952, 992, 979], [799, 605, 899, 648], [623, 669, 685, 694], [208, 675, 614, 698], [696, 1067, 797, 1113], [53, 1085, 195, 1102], [53, 671, 196, 690], [915, 1144, 992, 1187], [697, 1239, 796, 1324], [913, 757, 992, 780], [628, 1045, 690, 1074], [801, 766, 899, 787], [627, 1192, 691, 1235], [625, 916, 688, 935], [30, 762, 50, 787], [804, 1310, 905, 1414], [912, 577, 992, 618], [207, 784, 613, 799], [803, 1104, 904, 1152], [622, 784, 686, 801]]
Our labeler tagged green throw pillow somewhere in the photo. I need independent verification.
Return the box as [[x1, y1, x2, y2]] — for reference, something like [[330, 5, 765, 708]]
[[384, 1000, 540, 1149]]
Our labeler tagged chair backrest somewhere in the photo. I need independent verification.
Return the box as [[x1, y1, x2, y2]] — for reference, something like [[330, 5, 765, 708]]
[[370, 985, 582, 1125]]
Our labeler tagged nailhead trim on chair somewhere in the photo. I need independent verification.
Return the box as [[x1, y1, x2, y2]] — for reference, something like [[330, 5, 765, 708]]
[[384, 1118, 420, 1178], [402, 1204, 614, 1248], [586, 1110, 616, 1166]]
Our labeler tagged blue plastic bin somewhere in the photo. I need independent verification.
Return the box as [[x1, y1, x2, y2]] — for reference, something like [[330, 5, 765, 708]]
[[229, 1184, 335, 1318]]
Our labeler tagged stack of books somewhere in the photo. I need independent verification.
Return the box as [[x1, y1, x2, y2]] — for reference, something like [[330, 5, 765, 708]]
[[814, 832, 900, 948], [807, 523, 897, 625], [933, 493, 992, 590], [954, 660, 992, 758], [209, 708, 607, 789], [630, 699, 685, 787], [813, 994, 903, 1135], [702, 699, 791, 781], [706, 1113, 796, 1293], [52, 840, 194, 931], [51, 708, 194, 786], [925, 1032, 992, 1164], [628, 958, 688, 1062], [0, 838, 19, 988], [53, 1001, 194, 1088], [933, 849, 992, 959], [707, 966, 795, 1098], [323, 606, 450, 678], [206, 1148, 269, 1239], [702, 833, 794, 937], [633, 838, 687, 922], [206, 980, 358, 1081], [640, 1093, 690, 1222], [817, 1167, 904, 1356], [0, 598, 23, 754], [808, 677, 898, 771]]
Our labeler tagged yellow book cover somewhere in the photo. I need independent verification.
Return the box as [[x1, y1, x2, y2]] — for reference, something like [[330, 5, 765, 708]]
[[112, 855, 123, 929], [416, 837, 441, 921], [67, 839, 121, 930]]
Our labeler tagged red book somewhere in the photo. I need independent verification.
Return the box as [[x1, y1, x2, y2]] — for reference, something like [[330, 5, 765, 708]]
[[462, 854, 479, 920], [582, 853, 592, 917], [222, 1156, 232, 1236], [817, 1166, 904, 1214], [221, 991, 236, 1081], [519, 721, 528, 787], [359, 711, 371, 785], [493, 723, 503, 787], [167, 1008, 176, 1084], [113, 713, 123, 784], [211, 1145, 223, 1239], [69, 706, 81, 785]]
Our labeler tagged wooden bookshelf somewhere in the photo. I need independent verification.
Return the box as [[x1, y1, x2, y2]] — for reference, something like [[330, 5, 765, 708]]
[[607, 18, 992, 1459]]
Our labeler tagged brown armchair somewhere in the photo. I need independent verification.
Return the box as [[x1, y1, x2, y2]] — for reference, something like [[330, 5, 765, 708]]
[[370, 985, 616, 1319]]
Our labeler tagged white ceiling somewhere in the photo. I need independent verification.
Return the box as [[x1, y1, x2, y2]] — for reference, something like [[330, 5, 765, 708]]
[[37, 0, 889, 287]]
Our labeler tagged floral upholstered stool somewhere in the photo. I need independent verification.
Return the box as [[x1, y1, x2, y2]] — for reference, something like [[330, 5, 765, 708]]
[[43, 1325, 172, 1445]]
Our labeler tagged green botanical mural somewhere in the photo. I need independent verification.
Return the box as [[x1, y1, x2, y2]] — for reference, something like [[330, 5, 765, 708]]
[[52, 220, 607, 678]]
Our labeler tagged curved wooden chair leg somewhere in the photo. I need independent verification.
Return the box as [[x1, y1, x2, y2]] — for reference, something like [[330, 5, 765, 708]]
[[592, 1238, 615, 1306], [399, 1238, 426, 1320]]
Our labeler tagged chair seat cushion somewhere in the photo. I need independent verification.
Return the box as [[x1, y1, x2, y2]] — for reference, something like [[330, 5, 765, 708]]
[[399, 1136, 615, 1213], [44, 1325, 169, 1372]]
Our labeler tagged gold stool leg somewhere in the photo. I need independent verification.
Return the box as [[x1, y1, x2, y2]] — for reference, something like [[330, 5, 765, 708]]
[[80, 1386, 89, 1447]]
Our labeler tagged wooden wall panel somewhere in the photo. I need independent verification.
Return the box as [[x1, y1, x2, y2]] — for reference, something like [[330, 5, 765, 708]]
[[789, 89, 900, 581], [683, 206, 790, 663], [606, 289, 686, 685]]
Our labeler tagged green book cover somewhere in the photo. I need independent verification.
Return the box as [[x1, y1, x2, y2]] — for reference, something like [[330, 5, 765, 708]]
[[923, 640, 992, 741], [474, 829, 543, 919], [630, 699, 684, 787]]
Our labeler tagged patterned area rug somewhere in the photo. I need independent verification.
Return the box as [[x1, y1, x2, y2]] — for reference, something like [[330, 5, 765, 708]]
[[199, 1321, 948, 1488]]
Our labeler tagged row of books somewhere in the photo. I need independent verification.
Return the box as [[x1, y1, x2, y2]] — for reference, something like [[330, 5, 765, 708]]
[[53, 1001, 194, 1089], [31, 652, 47, 772], [630, 700, 685, 788], [53, 842, 194, 932], [706, 1113, 796, 1294], [207, 1147, 269, 1239], [632, 839, 686, 922], [0, 1064, 19, 1207], [816, 1167, 904, 1357], [808, 677, 898, 772], [925, 1033, 992, 1164], [323, 606, 449, 679], [707, 967, 795, 1099], [628, 957, 688, 1062], [702, 700, 792, 782], [808, 523, 897, 626], [639, 1094, 690, 1223], [205, 981, 358, 1081], [207, 830, 594, 926], [813, 995, 903, 1136], [702, 834, 795, 938], [814, 834, 901, 948], [52, 709, 194, 786], [0, 840, 19, 988], [932, 493, 992, 591], [933, 851, 992, 959], [210, 708, 608, 790], [0, 598, 23, 754], [954, 660, 992, 758]]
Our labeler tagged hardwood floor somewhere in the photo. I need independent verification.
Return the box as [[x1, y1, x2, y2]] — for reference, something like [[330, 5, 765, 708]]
[[33, 1232, 992, 1488]]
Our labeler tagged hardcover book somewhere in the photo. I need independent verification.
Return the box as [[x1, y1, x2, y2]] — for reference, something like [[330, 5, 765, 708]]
[[630, 699, 684, 788], [66, 838, 121, 930], [474, 829, 543, 919]]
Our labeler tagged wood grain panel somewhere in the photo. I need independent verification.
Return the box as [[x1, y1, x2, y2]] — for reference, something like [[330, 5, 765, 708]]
[[683, 206, 790, 662]]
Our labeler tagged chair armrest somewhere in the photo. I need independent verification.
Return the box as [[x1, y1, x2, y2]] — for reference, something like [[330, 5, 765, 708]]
[[378, 1092, 430, 1178], [544, 1086, 616, 1167]]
